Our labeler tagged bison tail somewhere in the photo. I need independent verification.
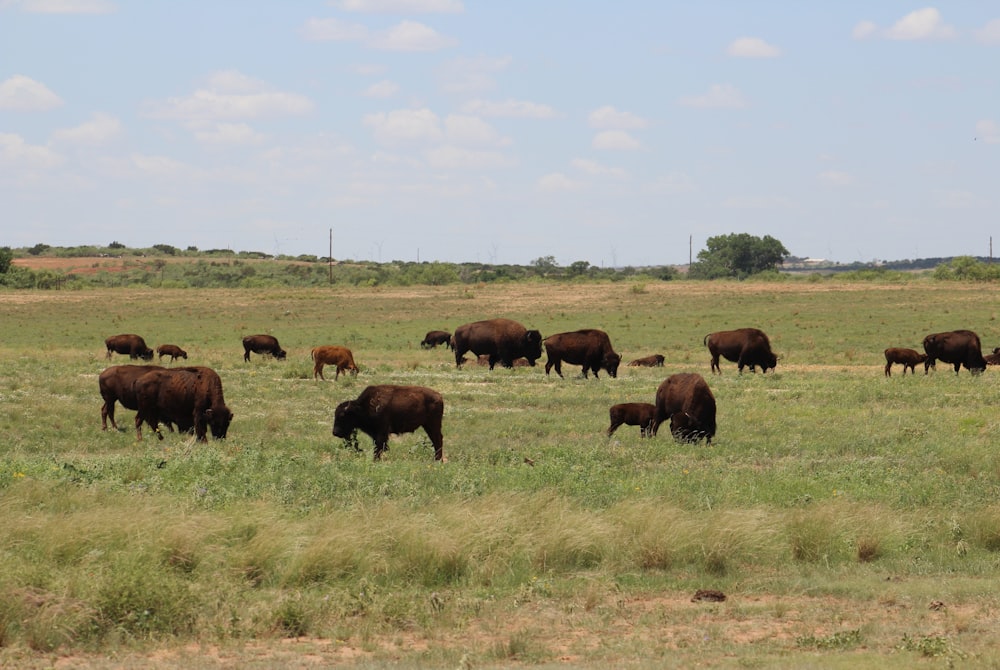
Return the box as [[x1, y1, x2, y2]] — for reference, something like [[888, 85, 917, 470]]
[[703, 334, 710, 346]]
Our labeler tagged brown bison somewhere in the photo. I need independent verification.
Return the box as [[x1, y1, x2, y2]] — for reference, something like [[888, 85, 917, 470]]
[[452, 318, 543, 370], [134, 366, 233, 442], [704, 328, 777, 374], [156, 344, 188, 362], [99, 364, 165, 431], [105, 334, 154, 361], [628, 354, 665, 367], [883, 347, 927, 376], [923, 330, 987, 374], [421, 330, 453, 349], [332, 385, 444, 461], [242, 334, 287, 362], [543, 329, 622, 378], [607, 402, 657, 437], [653, 373, 716, 444], [985, 347, 1000, 366], [311, 345, 359, 380]]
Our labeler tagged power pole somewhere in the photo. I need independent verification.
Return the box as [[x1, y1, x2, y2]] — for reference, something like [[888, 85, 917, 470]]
[[689, 235, 692, 266], [328, 228, 333, 284]]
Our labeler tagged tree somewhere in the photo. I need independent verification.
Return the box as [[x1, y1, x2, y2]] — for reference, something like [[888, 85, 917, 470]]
[[689, 233, 789, 279], [0, 247, 12, 274]]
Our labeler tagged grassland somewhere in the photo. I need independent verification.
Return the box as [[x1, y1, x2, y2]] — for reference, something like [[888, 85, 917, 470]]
[[2, 278, 1000, 668]]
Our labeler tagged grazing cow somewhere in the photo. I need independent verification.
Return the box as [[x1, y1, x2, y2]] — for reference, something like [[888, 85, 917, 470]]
[[421, 330, 453, 349], [923, 330, 987, 374], [628, 354, 665, 368], [653, 373, 717, 444], [242, 334, 287, 362], [156, 344, 188, 362], [883, 347, 927, 376], [99, 364, 165, 431], [704, 328, 778, 374], [105, 334, 154, 361], [134, 366, 233, 442], [452, 318, 543, 370], [543, 329, 622, 378], [607, 402, 657, 438], [311, 345, 359, 380], [332, 385, 444, 461]]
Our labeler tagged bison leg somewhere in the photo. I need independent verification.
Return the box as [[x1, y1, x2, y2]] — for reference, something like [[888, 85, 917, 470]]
[[710, 355, 721, 374], [314, 362, 325, 380], [607, 420, 622, 437], [101, 401, 116, 431], [884, 361, 892, 377], [641, 420, 654, 438]]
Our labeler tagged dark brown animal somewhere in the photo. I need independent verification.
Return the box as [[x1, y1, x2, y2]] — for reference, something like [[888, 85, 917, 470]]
[[134, 366, 233, 442], [156, 344, 187, 362], [923, 330, 987, 374], [99, 364, 165, 431], [421, 330, 452, 349], [452, 318, 543, 370], [332, 385, 444, 461], [628, 354, 665, 367], [242, 334, 287, 362], [105, 334, 154, 361], [704, 328, 777, 374], [607, 402, 657, 437], [311, 345, 359, 380], [543, 329, 622, 378], [883, 347, 927, 376], [653, 372, 716, 444], [985, 347, 1000, 366], [473, 355, 530, 366]]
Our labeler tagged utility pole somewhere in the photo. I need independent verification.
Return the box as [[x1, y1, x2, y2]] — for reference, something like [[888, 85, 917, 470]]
[[689, 235, 692, 266], [328, 228, 333, 283]]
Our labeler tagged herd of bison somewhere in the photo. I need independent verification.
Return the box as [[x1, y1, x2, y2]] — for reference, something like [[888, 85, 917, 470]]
[[98, 322, 997, 462]]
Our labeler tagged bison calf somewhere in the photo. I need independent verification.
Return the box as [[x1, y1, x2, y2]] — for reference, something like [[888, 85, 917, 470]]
[[607, 402, 657, 438], [653, 372, 716, 444], [333, 385, 444, 461], [883, 347, 927, 377], [312, 345, 359, 380], [627, 354, 665, 368], [421, 330, 452, 349], [156, 344, 188, 362]]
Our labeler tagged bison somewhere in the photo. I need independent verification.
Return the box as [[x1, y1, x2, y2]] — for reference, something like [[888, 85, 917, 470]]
[[452, 318, 543, 370], [923, 330, 987, 374], [332, 385, 444, 461], [883, 347, 927, 376], [607, 402, 657, 438], [985, 347, 1000, 366], [543, 329, 622, 379], [99, 364, 165, 431], [704, 328, 777, 374], [242, 334, 287, 362], [105, 334, 154, 361], [134, 366, 233, 442], [156, 344, 188, 362], [627, 354, 665, 368], [653, 372, 716, 444], [420, 330, 453, 349], [312, 345, 359, 380]]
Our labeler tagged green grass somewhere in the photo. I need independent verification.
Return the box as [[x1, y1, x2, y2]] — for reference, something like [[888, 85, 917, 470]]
[[2, 278, 1000, 667]]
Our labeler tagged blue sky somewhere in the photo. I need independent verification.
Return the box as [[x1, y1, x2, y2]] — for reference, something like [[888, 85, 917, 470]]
[[1, 1, 998, 266]]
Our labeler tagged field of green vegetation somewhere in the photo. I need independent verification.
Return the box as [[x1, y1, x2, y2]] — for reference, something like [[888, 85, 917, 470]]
[[2, 278, 999, 668]]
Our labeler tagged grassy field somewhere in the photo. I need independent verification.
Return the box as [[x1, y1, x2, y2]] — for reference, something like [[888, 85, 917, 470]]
[[2, 278, 1000, 668]]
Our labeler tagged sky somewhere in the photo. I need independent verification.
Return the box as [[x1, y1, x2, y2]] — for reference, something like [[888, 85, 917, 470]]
[[1, 1, 998, 267]]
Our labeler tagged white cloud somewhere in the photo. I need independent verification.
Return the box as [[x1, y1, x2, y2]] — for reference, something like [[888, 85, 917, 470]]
[[0, 75, 63, 111], [0, 132, 64, 168], [974, 19, 1000, 44], [369, 20, 457, 51], [331, 0, 463, 13], [592, 130, 641, 151], [571, 158, 627, 179], [818, 170, 854, 186], [976, 119, 1000, 144], [438, 55, 511, 93], [537, 172, 579, 192], [363, 108, 443, 144], [190, 122, 266, 146], [425, 145, 511, 169], [885, 8, 955, 41], [460, 98, 558, 118], [363, 80, 400, 98], [50, 112, 121, 145], [679, 84, 746, 109], [588, 106, 648, 129], [727, 37, 781, 58], [444, 114, 508, 146], [144, 71, 314, 121], [16, 0, 115, 13], [301, 17, 369, 42], [852, 20, 877, 40]]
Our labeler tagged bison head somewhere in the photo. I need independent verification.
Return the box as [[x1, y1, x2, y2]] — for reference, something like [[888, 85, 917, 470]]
[[523, 330, 543, 363], [276, 348, 288, 360], [205, 406, 233, 439], [604, 352, 622, 378], [332, 400, 359, 439], [140, 348, 155, 361]]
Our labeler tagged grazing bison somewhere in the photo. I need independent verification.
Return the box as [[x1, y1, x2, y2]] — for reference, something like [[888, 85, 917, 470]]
[[883, 347, 927, 377], [332, 385, 444, 461], [653, 372, 717, 444], [156, 344, 187, 362], [134, 366, 233, 442], [628, 354, 665, 368], [452, 318, 543, 370], [607, 402, 657, 438], [105, 334, 154, 361], [923, 330, 987, 374], [421, 330, 453, 349], [543, 329, 622, 379], [99, 364, 165, 431], [704, 328, 777, 374], [311, 345, 359, 380], [242, 334, 287, 362]]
